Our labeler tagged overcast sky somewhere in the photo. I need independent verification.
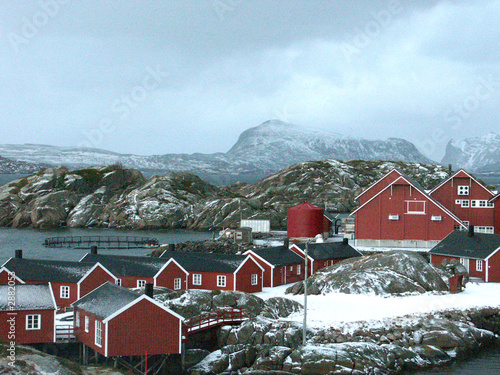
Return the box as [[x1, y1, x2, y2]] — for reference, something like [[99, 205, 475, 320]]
[[1, 1, 499, 159]]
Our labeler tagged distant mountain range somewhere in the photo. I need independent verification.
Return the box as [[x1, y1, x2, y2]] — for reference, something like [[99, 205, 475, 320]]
[[0, 120, 433, 184], [0, 155, 45, 174]]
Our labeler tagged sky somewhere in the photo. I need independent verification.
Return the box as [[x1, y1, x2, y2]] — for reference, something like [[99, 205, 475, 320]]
[[0, 1, 499, 160]]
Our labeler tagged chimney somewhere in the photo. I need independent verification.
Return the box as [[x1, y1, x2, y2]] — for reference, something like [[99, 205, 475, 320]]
[[343, 238, 349, 245], [15, 249, 22, 259], [283, 238, 290, 248], [90, 246, 98, 255], [168, 243, 175, 252], [448, 164, 452, 172], [468, 225, 475, 237], [145, 283, 154, 298]]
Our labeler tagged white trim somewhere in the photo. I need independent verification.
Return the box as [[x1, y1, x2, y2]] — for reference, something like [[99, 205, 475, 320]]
[[102, 294, 185, 323], [243, 250, 275, 269], [53, 309, 57, 342], [178, 320, 183, 354], [484, 246, 500, 261], [354, 169, 402, 200], [95, 320, 102, 347], [105, 322, 109, 357], [47, 282, 57, 310], [486, 259, 489, 282], [233, 255, 265, 275], [153, 258, 189, 285], [77, 263, 118, 299], [0, 266, 25, 284], [289, 244, 314, 263], [350, 175, 467, 228], [429, 169, 495, 196], [1, 257, 13, 268], [60, 285, 71, 299]]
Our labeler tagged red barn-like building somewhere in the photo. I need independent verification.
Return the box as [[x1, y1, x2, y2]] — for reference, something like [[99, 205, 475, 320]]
[[352, 169, 466, 248], [73, 282, 184, 357], [0, 283, 57, 344], [288, 202, 325, 240], [2, 255, 117, 311], [429, 169, 497, 234]]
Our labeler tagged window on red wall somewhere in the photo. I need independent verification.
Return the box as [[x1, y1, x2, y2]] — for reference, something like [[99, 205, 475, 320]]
[[406, 201, 426, 214]]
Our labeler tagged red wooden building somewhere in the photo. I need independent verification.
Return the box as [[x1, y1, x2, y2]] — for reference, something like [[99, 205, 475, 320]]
[[429, 227, 500, 282], [290, 240, 362, 273], [492, 193, 500, 233], [429, 169, 497, 234], [0, 283, 57, 344], [244, 245, 305, 287], [0, 266, 25, 284], [352, 169, 466, 248], [2, 253, 117, 311], [73, 282, 184, 357], [161, 250, 264, 293], [79, 253, 187, 290], [288, 202, 330, 240]]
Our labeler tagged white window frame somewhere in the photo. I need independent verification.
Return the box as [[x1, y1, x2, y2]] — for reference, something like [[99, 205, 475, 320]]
[[406, 200, 426, 214], [217, 275, 226, 287], [476, 226, 495, 234], [458, 185, 469, 196], [174, 278, 182, 290], [137, 280, 146, 288], [487, 201, 495, 208], [297, 264, 301, 275], [476, 260, 483, 272], [461, 200, 469, 208], [60, 285, 70, 299], [115, 278, 121, 286], [26, 314, 41, 330], [251, 274, 258, 286], [75, 311, 80, 328], [192, 274, 202, 286], [85, 316, 89, 333], [95, 321, 102, 347]]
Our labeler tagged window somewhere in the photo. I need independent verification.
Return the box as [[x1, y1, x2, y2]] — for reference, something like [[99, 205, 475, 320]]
[[297, 264, 301, 275], [461, 200, 469, 208], [406, 201, 426, 214], [174, 278, 181, 290], [487, 201, 495, 208], [251, 274, 258, 285], [471, 200, 493, 208], [115, 279, 121, 286], [95, 321, 102, 347], [26, 314, 41, 330], [479, 200, 486, 207], [217, 275, 226, 287], [193, 274, 202, 286], [476, 226, 495, 234], [137, 280, 146, 288], [85, 316, 89, 332], [60, 285, 70, 299], [290, 266, 293, 272], [458, 186, 469, 195], [476, 260, 483, 272], [75, 311, 80, 328]]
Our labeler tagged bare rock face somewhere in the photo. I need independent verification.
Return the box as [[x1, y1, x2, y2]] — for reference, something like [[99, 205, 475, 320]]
[[287, 251, 448, 296]]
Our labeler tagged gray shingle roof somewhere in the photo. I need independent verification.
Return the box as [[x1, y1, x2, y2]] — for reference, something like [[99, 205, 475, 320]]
[[295, 242, 361, 261], [160, 250, 248, 273], [3, 258, 97, 283], [429, 231, 500, 260], [0, 283, 56, 311], [248, 246, 304, 266], [73, 282, 142, 320], [80, 253, 167, 277]]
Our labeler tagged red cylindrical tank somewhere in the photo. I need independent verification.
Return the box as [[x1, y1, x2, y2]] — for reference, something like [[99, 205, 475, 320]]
[[287, 202, 324, 239]]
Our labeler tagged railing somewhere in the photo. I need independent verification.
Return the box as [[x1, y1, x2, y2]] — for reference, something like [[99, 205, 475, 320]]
[[184, 308, 249, 334], [44, 236, 159, 249], [55, 325, 75, 342]]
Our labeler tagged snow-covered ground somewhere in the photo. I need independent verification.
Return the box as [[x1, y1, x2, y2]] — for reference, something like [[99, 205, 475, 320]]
[[255, 282, 500, 331]]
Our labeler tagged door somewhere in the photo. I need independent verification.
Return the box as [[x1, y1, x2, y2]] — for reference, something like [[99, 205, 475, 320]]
[[460, 258, 470, 272]]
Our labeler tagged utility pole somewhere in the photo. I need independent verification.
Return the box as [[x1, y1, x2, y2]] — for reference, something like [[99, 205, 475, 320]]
[[302, 240, 309, 346]]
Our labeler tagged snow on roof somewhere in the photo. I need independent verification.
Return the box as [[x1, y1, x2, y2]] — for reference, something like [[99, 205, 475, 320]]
[[161, 250, 248, 273], [73, 282, 141, 320], [0, 283, 56, 311], [80, 253, 167, 277]]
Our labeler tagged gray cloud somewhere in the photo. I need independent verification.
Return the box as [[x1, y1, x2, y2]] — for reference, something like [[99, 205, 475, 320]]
[[0, 0, 498, 160]]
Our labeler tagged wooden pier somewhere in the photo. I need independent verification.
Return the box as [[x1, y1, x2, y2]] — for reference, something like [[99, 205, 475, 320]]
[[43, 236, 159, 249]]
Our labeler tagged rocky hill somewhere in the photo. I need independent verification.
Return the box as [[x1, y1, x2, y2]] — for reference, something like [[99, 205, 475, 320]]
[[0, 155, 44, 174], [0, 160, 451, 230], [0, 120, 433, 185]]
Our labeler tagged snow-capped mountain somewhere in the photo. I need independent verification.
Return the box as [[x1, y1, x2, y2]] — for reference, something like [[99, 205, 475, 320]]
[[0, 120, 433, 183], [0, 155, 44, 174], [441, 132, 500, 172]]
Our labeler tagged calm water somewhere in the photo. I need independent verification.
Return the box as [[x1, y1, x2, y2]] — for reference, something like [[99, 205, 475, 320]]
[[0, 227, 215, 265]]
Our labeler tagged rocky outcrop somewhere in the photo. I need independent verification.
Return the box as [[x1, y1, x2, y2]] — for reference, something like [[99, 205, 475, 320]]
[[0, 160, 452, 230], [0, 155, 44, 174], [286, 251, 449, 296]]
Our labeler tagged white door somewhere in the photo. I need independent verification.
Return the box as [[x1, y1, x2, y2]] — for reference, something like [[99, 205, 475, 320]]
[[460, 258, 469, 272]]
